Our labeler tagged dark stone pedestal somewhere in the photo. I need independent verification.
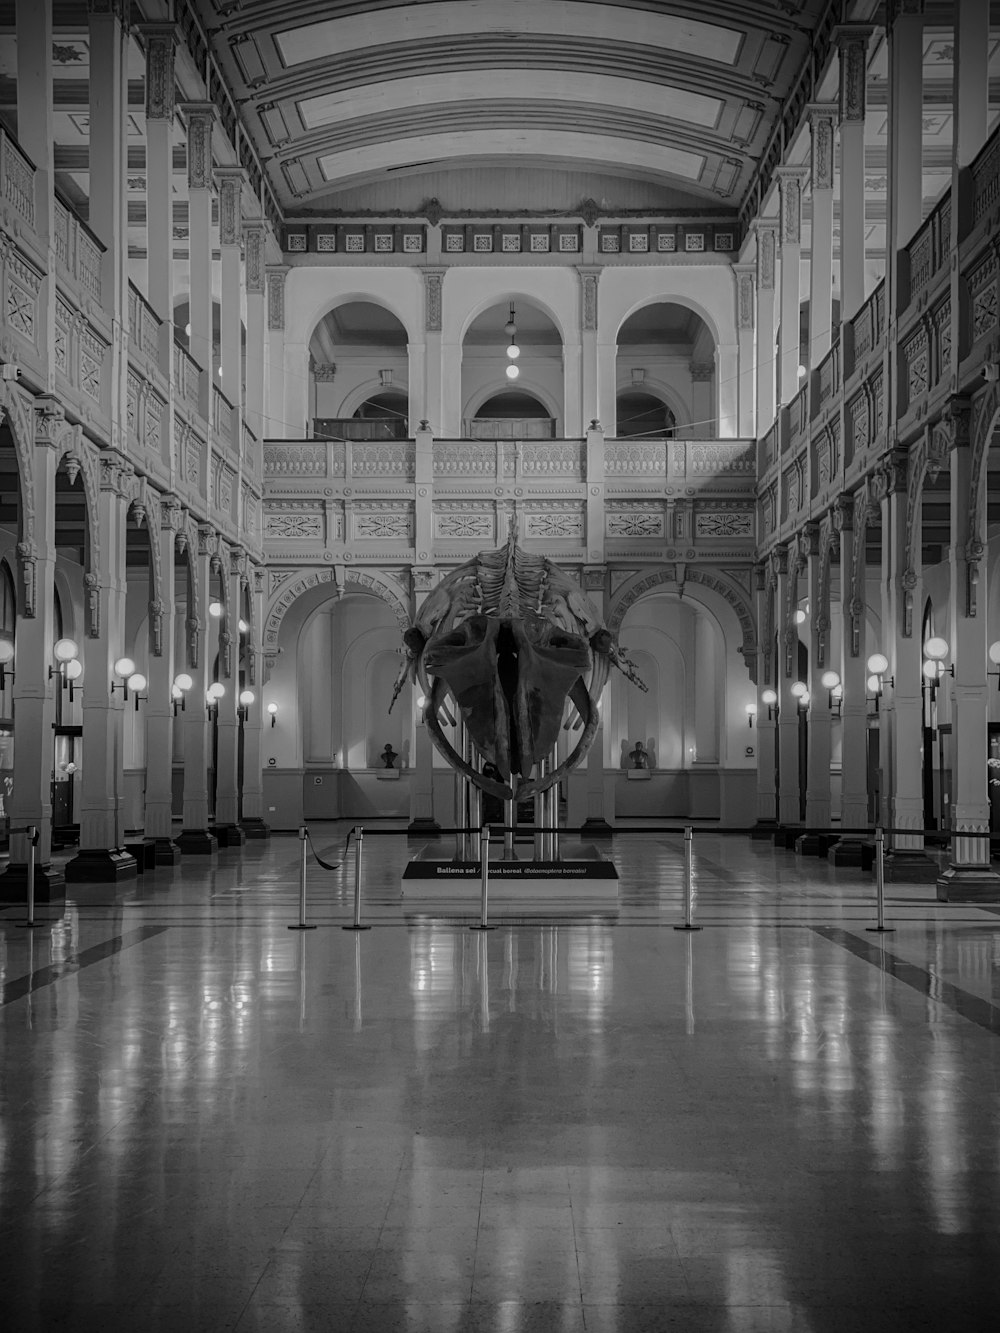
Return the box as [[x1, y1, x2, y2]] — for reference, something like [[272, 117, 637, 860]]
[[580, 816, 614, 840], [0, 862, 66, 904], [828, 839, 874, 870], [936, 864, 1000, 902], [64, 848, 138, 883], [151, 837, 181, 867], [772, 828, 801, 850], [240, 817, 271, 840], [750, 820, 778, 841], [795, 833, 834, 857], [883, 850, 940, 883], [212, 823, 246, 848], [407, 816, 442, 837], [174, 828, 218, 855], [124, 840, 158, 873]]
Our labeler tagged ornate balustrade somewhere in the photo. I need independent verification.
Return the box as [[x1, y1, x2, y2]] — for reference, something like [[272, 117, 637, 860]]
[[127, 282, 162, 363], [0, 129, 35, 231], [465, 417, 556, 440], [971, 126, 1000, 228], [904, 193, 951, 307], [172, 339, 203, 411], [312, 417, 408, 441]]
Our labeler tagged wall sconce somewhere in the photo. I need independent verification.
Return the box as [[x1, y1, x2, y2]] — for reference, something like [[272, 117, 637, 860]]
[[989, 641, 1000, 687], [206, 680, 225, 718], [761, 688, 778, 720], [504, 302, 520, 380], [238, 618, 249, 635], [921, 636, 952, 702], [821, 670, 841, 712], [50, 638, 82, 699], [208, 601, 223, 619], [238, 688, 255, 722], [267, 701, 278, 728], [793, 609, 807, 626], [791, 680, 810, 712], [745, 702, 757, 729], [112, 657, 147, 709], [866, 652, 893, 711], [172, 671, 193, 715], [0, 637, 13, 687]]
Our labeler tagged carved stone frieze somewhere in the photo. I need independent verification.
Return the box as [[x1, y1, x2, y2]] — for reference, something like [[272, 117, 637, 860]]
[[807, 104, 838, 191], [181, 103, 216, 191], [140, 24, 177, 121], [266, 266, 288, 331], [423, 269, 444, 332]]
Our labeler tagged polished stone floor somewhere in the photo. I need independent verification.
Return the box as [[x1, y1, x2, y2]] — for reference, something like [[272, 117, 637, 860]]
[[2, 825, 1000, 1332]]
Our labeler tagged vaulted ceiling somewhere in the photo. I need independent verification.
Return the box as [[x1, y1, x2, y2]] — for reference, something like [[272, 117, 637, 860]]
[[205, 0, 833, 216]]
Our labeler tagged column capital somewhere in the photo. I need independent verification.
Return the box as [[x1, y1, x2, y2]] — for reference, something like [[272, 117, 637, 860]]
[[752, 219, 778, 290], [775, 167, 808, 247], [422, 267, 445, 332], [179, 103, 217, 190], [806, 103, 839, 191], [833, 25, 874, 123], [138, 24, 177, 121], [87, 0, 129, 28], [215, 167, 248, 246], [266, 265, 289, 331]]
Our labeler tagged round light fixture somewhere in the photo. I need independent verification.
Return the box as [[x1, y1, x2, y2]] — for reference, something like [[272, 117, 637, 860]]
[[266, 702, 279, 716], [174, 672, 193, 692], [506, 343, 520, 360], [65, 659, 83, 681], [790, 680, 807, 698], [114, 656, 136, 678], [0, 639, 13, 664], [820, 670, 841, 690], [866, 653, 889, 675], [761, 688, 778, 706], [239, 689, 255, 706], [793, 609, 807, 625], [127, 672, 147, 693], [867, 674, 881, 693], [505, 364, 520, 379], [54, 638, 79, 662], [208, 602, 223, 618], [207, 682, 225, 701], [924, 636, 949, 661]]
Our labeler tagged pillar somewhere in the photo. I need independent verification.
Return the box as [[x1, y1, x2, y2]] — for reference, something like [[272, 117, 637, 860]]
[[774, 546, 801, 826], [754, 221, 778, 435], [420, 269, 445, 433], [1, 398, 65, 899], [835, 26, 873, 324], [139, 25, 176, 354], [689, 362, 714, 437], [580, 567, 614, 837], [776, 168, 806, 403], [265, 266, 287, 437], [65, 456, 138, 882], [180, 103, 216, 415], [239, 565, 269, 837], [752, 565, 778, 833], [954, 0, 989, 168], [408, 566, 442, 835], [577, 267, 601, 431], [175, 528, 218, 853], [887, 1, 924, 263], [937, 411, 1000, 898], [213, 546, 245, 846], [216, 168, 245, 415], [803, 525, 832, 832], [733, 264, 756, 437], [807, 105, 837, 368], [16, 0, 56, 392], [830, 492, 870, 860], [243, 222, 268, 447], [143, 495, 181, 865]]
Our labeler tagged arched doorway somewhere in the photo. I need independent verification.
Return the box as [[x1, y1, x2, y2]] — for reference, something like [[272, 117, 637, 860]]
[[462, 300, 563, 437], [309, 301, 410, 440], [615, 302, 714, 437]]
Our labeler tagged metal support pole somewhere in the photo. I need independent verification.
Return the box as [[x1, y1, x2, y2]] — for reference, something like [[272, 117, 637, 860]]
[[674, 825, 703, 931], [470, 823, 497, 930], [288, 825, 317, 930], [17, 826, 38, 929], [503, 797, 516, 860], [866, 825, 895, 933], [343, 824, 371, 930]]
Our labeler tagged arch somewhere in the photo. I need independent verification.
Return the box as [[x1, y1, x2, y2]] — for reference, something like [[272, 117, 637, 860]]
[[463, 380, 559, 423], [304, 289, 417, 348], [612, 292, 722, 354], [614, 382, 682, 436], [263, 566, 409, 656], [337, 379, 411, 421], [0, 380, 36, 551], [457, 290, 569, 349], [968, 381, 1000, 614], [608, 564, 756, 676]]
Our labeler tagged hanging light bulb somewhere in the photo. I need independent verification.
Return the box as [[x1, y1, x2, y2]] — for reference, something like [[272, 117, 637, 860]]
[[504, 300, 520, 374], [505, 364, 520, 379]]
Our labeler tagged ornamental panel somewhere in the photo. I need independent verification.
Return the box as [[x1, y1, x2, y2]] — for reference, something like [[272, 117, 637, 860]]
[[695, 509, 754, 538], [520, 442, 585, 477], [689, 441, 755, 474], [263, 443, 326, 476], [352, 500, 414, 540], [605, 441, 667, 477], [264, 503, 323, 540], [605, 502, 665, 538], [350, 443, 415, 480], [433, 443, 496, 476], [522, 501, 584, 539], [434, 501, 494, 540]]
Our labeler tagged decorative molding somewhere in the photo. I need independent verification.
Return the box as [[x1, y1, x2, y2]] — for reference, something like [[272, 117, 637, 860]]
[[578, 267, 600, 331], [807, 104, 838, 191], [734, 264, 755, 331], [216, 169, 245, 246], [423, 268, 444, 332], [835, 26, 873, 124], [180, 103, 216, 191], [264, 568, 409, 651], [266, 266, 288, 331], [775, 168, 807, 247], [243, 222, 267, 294], [755, 220, 778, 291], [139, 25, 177, 122]]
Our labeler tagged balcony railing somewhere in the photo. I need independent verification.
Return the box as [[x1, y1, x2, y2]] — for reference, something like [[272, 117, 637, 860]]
[[0, 129, 35, 230], [127, 282, 162, 363], [312, 417, 408, 441], [465, 417, 556, 439], [971, 129, 1000, 228], [53, 194, 104, 305]]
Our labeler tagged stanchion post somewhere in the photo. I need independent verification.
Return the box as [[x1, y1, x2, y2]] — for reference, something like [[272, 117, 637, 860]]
[[674, 824, 703, 932], [288, 825, 317, 931], [343, 824, 372, 931], [17, 826, 38, 929], [866, 825, 895, 933], [470, 823, 497, 930]]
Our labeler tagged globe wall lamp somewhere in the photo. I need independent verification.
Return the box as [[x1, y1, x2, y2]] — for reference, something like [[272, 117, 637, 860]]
[[208, 601, 223, 619], [112, 656, 148, 708], [866, 652, 893, 711], [791, 680, 810, 712], [238, 688, 255, 722], [761, 688, 778, 720], [821, 670, 841, 713], [267, 701, 278, 728], [50, 638, 83, 700], [206, 680, 225, 718], [0, 636, 14, 688], [922, 636, 952, 702], [504, 302, 520, 381], [745, 702, 757, 729], [172, 672, 193, 715], [988, 641, 1000, 687]]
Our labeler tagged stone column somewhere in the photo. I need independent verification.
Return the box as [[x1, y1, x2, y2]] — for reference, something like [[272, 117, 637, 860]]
[[577, 267, 601, 431], [180, 102, 216, 415], [139, 25, 176, 358], [689, 362, 714, 437], [580, 567, 613, 837], [65, 454, 137, 883], [143, 494, 181, 865], [937, 405, 1000, 899], [240, 565, 269, 837], [16, 0, 56, 393], [243, 222, 268, 446], [803, 524, 832, 834], [408, 568, 442, 835], [88, 0, 129, 451], [834, 26, 873, 324], [830, 492, 869, 862], [733, 264, 756, 437], [175, 528, 218, 853], [213, 546, 245, 846], [420, 268, 445, 433], [807, 104, 838, 369], [776, 168, 807, 404], [265, 266, 288, 437], [440, 339, 463, 438], [754, 221, 778, 434], [585, 421, 606, 564], [954, 0, 989, 167], [774, 545, 802, 827], [752, 564, 778, 833], [1, 396, 65, 899], [887, 1, 925, 255]]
